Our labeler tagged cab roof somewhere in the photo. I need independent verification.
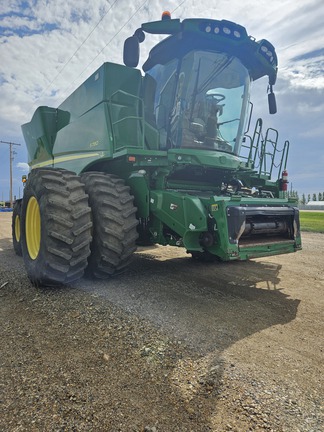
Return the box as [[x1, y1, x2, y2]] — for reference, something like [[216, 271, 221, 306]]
[[141, 18, 277, 85]]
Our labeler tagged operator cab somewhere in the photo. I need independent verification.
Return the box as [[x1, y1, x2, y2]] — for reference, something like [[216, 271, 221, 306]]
[[146, 51, 250, 153], [124, 15, 278, 156]]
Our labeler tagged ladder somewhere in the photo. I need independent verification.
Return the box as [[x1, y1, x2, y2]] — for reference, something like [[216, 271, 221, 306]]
[[242, 118, 289, 181]]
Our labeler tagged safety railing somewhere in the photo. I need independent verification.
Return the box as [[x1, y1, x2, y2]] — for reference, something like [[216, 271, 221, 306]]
[[241, 118, 290, 181]]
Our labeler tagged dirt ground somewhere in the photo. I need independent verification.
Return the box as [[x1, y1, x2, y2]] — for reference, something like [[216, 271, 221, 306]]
[[0, 212, 323, 431]]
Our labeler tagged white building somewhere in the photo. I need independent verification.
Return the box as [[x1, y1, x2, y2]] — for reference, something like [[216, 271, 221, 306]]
[[307, 201, 323, 206]]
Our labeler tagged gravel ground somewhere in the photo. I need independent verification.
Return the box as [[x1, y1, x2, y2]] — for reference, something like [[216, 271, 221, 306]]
[[0, 213, 323, 431]]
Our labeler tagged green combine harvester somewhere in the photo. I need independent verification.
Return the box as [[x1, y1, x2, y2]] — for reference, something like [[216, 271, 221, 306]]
[[13, 12, 301, 286]]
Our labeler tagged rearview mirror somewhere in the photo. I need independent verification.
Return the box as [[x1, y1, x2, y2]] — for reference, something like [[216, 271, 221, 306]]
[[268, 91, 277, 114], [123, 36, 140, 68]]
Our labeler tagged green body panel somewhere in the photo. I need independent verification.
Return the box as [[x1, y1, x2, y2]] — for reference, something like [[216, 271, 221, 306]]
[[21, 16, 301, 263], [127, 172, 150, 219], [54, 103, 113, 158], [22, 62, 145, 169], [150, 190, 208, 250], [58, 63, 142, 122], [207, 196, 301, 260], [145, 191, 301, 260], [22, 106, 70, 164]]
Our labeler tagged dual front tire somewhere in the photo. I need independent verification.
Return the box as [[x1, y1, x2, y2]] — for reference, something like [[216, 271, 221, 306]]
[[13, 168, 138, 286]]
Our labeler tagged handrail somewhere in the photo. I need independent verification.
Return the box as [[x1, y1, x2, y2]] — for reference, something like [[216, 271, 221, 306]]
[[241, 118, 290, 182]]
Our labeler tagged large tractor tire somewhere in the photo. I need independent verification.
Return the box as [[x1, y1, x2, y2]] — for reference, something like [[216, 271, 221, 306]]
[[80, 172, 138, 278], [20, 168, 92, 287], [12, 199, 22, 256]]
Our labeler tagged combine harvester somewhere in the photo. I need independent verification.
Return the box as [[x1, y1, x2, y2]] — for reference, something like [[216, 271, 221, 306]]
[[13, 12, 301, 286]]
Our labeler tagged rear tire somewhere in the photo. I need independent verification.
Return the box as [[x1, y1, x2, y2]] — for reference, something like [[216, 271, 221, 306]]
[[80, 172, 138, 278], [20, 168, 92, 286], [12, 200, 22, 256]]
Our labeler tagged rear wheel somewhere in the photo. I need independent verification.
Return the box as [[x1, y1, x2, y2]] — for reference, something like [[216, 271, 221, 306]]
[[80, 172, 138, 278], [12, 200, 22, 256], [20, 168, 92, 286]]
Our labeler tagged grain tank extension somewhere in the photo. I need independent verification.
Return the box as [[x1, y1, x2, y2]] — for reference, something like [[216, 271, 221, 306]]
[[15, 13, 301, 286]]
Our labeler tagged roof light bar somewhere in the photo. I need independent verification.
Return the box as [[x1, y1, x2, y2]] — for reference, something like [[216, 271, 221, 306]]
[[201, 20, 247, 40], [258, 40, 277, 66]]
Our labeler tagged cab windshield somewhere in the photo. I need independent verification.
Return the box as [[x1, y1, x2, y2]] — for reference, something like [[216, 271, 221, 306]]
[[146, 51, 250, 154]]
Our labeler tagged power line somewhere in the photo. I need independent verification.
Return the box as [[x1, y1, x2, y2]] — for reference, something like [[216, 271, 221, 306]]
[[60, 0, 148, 99], [41, 0, 188, 101], [171, 0, 188, 14], [38, 0, 119, 99]]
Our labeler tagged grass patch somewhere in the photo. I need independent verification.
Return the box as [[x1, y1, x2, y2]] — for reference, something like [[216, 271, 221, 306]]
[[300, 211, 324, 233]]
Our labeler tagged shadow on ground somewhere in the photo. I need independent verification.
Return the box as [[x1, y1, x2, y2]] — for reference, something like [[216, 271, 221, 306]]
[[1, 239, 301, 431]]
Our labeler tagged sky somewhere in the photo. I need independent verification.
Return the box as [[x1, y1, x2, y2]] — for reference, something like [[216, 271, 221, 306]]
[[0, 0, 323, 202]]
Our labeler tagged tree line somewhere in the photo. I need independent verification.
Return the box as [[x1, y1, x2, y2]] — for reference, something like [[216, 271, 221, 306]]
[[288, 191, 324, 204]]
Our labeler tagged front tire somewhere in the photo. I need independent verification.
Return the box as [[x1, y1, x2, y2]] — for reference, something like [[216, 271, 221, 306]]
[[20, 168, 92, 286], [80, 172, 138, 278]]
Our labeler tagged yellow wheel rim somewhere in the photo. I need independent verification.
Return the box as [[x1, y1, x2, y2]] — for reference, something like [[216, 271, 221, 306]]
[[26, 196, 41, 260], [15, 214, 21, 242]]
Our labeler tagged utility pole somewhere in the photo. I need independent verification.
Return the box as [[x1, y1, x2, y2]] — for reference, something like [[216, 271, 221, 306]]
[[0, 140, 22, 208]]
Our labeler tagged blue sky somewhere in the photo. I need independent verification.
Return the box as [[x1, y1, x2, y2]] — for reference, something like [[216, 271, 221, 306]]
[[0, 0, 323, 202]]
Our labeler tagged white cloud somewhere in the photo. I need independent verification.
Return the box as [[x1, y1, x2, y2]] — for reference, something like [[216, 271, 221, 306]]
[[16, 162, 29, 172]]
